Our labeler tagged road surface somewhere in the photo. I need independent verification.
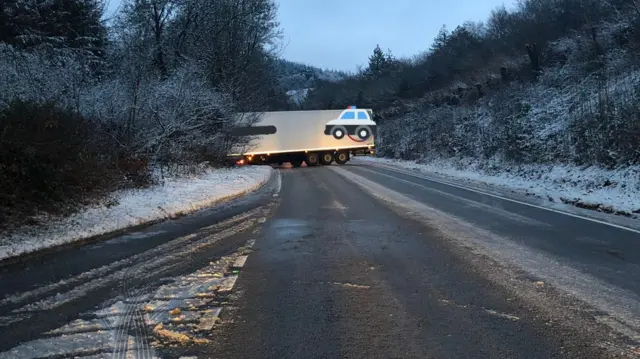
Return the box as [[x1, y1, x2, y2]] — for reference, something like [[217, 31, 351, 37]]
[[0, 161, 638, 359]]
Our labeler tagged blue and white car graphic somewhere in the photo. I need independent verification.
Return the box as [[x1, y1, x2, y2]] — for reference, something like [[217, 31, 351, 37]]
[[324, 106, 376, 141]]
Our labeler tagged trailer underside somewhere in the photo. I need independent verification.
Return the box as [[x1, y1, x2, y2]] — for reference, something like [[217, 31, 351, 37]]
[[228, 147, 375, 168]]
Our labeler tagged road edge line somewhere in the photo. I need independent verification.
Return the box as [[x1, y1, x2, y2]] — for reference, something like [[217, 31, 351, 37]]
[[363, 162, 640, 234]]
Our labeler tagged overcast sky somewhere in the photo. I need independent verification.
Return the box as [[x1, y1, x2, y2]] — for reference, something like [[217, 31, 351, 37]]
[[104, 0, 517, 72]]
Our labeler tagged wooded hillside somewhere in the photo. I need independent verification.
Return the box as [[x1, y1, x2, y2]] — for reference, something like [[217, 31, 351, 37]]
[[304, 0, 640, 171]]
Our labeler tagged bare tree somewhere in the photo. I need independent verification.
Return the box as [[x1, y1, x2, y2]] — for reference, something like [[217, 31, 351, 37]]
[[116, 0, 178, 78], [168, 0, 283, 110]]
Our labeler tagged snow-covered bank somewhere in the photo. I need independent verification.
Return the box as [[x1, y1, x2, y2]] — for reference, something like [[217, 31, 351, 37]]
[[0, 166, 272, 262], [359, 156, 640, 217]]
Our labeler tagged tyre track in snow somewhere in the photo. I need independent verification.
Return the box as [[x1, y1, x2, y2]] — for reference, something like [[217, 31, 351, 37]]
[[0, 242, 259, 359], [0, 209, 255, 314], [111, 268, 154, 359], [0, 171, 281, 302], [0, 171, 281, 354], [0, 208, 272, 353]]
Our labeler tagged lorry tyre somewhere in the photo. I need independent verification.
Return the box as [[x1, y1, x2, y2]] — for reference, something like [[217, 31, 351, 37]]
[[355, 125, 372, 140], [291, 159, 303, 167], [335, 151, 349, 165], [320, 152, 334, 165], [331, 126, 347, 140], [305, 152, 319, 166]]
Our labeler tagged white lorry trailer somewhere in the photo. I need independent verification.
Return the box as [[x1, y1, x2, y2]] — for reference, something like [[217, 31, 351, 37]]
[[227, 106, 376, 167]]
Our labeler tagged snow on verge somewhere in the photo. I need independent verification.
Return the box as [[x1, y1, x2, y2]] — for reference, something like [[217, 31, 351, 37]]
[[0, 166, 273, 262], [358, 156, 640, 217]]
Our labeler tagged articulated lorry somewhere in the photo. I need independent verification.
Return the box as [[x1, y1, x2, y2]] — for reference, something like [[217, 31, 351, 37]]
[[227, 106, 376, 167]]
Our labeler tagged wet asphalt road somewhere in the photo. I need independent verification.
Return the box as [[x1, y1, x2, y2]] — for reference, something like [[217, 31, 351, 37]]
[[207, 164, 639, 359], [0, 161, 639, 358], [345, 163, 640, 295]]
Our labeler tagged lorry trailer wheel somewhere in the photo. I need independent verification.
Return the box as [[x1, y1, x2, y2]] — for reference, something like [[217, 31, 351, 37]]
[[335, 151, 349, 165], [320, 152, 334, 165], [305, 152, 319, 166]]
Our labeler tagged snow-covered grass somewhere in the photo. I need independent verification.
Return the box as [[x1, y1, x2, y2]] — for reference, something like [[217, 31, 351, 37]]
[[372, 58, 640, 218], [0, 166, 273, 262], [359, 156, 640, 217]]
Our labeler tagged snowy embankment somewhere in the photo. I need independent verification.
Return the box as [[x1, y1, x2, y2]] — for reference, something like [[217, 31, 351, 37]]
[[359, 156, 640, 217], [0, 166, 272, 262]]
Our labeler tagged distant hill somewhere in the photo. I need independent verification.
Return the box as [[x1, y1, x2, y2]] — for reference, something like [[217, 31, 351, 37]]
[[273, 59, 347, 104]]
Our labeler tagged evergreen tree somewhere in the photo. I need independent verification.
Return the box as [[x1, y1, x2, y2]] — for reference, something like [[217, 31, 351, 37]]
[[366, 44, 388, 78], [430, 24, 449, 53], [0, 0, 107, 56], [384, 48, 399, 72]]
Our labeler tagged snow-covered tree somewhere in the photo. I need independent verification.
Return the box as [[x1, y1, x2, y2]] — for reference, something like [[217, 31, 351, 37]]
[[0, 0, 107, 55], [302, 0, 640, 170], [0, 0, 294, 228]]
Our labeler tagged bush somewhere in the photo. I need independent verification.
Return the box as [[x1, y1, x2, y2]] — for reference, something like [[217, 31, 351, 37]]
[[0, 100, 150, 229]]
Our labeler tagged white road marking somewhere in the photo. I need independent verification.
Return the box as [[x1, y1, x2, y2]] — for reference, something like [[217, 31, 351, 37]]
[[217, 275, 238, 294], [323, 199, 347, 214], [232, 255, 248, 269], [364, 163, 640, 234], [356, 166, 550, 228], [484, 309, 520, 321], [273, 170, 282, 197]]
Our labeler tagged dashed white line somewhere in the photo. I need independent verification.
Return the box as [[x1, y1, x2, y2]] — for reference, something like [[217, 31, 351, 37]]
[[232, 255, 248, 270], [272, 170, 282, 197], [217, 276, 238, 294]]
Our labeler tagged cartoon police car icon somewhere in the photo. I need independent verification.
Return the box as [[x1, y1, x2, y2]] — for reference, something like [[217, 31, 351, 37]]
[[324, 106, 376, 141]]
